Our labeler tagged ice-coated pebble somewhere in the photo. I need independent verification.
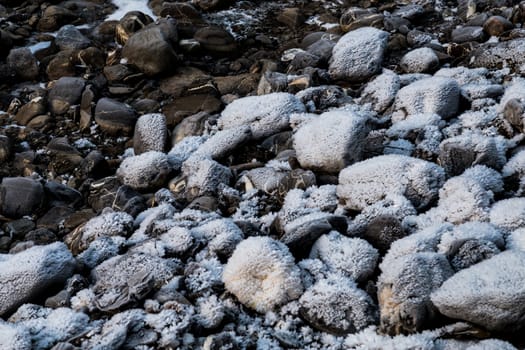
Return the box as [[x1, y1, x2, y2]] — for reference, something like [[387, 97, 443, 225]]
[[0, 177, 44, 219], [159, 226, 196, 257], [360, 69, 400, 113], [299, 275, 378, 334], [399, 48, 439, 74], [296, 85, 350, 113], [0, 242, 76, 316], [337, 154, 445, 211], [133, 113, 167, 155], [92, 253, 177, 311], [329, 27, 389, 82], [222, 236, 303, 313], [378, 252, 454, 335], [182, 157, 232, 201], [393, 77, 460, 121], [293, 108, 371, 173], [218, 92, 306, 139], [116, 151, 171, 191], [309, 231, 378, 282], [185, 256, 223, 298], [431, 251, 525, 332], [506, 228, 525, 252], [490, 198, 525, 232], [77, 236, 126, 269], [438, 132, 507, 176]]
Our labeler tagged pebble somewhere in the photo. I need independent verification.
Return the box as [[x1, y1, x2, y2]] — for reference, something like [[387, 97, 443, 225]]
[[399, 47, 440, 73], [48, 77, 85, 115], [116, 151, 171, 191], [54, 25, 90, 51], [94, 97, 137, 135], [0, 177, 44, 218], [133, 113, 168, 154], [6, 48, 38, 81]]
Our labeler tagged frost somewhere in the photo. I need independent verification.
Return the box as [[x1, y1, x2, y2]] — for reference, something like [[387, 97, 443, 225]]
[[502, 149, 525, 195], [329, 27, 389, 82], [192, 126, 252, 160], [185, 256, 223, 297], [192, 219, 243, 258], [223, 236, 303, 313], [345, 326, 436, 350], [437, 222, 504, 255], [116, 151, 171, 191], [182, 157, 232, 200], [167, 135, 206, 171], [133, 113, 167, 154], [79, 210, 133, 251], [490, 198, 525, 232], [298, 274, 378, 334], [310, 231, 378, 282], [360, 69, 400, 113], [77, 236, 126, 268], [0, 321, 31, 350], [435, 67, 491, 86], [337, 154, 445, 211], [400, 47, 439, 74], [506, 228, 525, 251], [431, 250, 525, 332], [498, 77, 525, 112], [145, 306, 194, 348], [293, 109, 372, 172], [129, 203, 177, 244], [159, 226, 195, 257], [218, 92, 306, 139], [70, 288, 97, 312], [393, 77, 460, 121], [387, 113, 444, 157], [194, 294, 225, 329]]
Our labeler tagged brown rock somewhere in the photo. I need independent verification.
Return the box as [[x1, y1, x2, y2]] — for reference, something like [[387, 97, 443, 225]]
[[277, 8, 305, 28], [115, 11, 154, 45], [214, 73, 260, 96], [48, 77, 86, 115], [160, 66, 212, 97], [37, 5, 76, 32], [46, 50, 77, 81], [194, 26, 237, 54], [483, 15, 514, 37], [163, 94, 221, 125], [15, 98, 47, 125], [94, 97, 137, 135]]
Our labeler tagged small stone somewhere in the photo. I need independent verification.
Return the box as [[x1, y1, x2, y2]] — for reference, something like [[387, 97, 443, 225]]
[[15, 97, 46, 126], [340, 8, 383, 32], [48, 77, 86, 115], [133, 113, 167, 155], [0, 134, 12, 163], [6, 48, 39, 81], [399, 47, 439, 73], [115, 11, 154, 45], [94, 97, 137, 135], [0, 177, 44, 218], [55, 25, 90, 51], [451, 26, 486, 43], [46, 50, 76, 81], [483, 15, 514, 37], [37, 5, 76, 32], [277, 8, 305, 28], [194, 26, 237, 54], [116, 151, 171, 191]]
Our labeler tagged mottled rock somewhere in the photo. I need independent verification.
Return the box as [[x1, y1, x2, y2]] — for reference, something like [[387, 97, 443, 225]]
[[360, 69, 400, 113], [14, 97, 46, 126], [55, 25, 90, 51], [468, 38, 525, 71], [483, 15, 514, 37], [451, 26, 486, 43], [37, 5, 76, 32], [115, 11, 154, 45]]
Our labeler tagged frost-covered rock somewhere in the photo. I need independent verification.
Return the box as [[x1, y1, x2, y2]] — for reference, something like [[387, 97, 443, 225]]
[[438, 132, 507, 176], [506, 228, 525, 252], [293, 109, 371, 173], [182, 157, 232, 201], [192, 126, 252, 160], [185, 257, 223, 298], [490, 198, 525, 232], [329, 27, 389, 82], [133, 113, 167, 154], [0, 322, 31, 350], [345, 326, 436, 350], [360, 69, 400, 113], [194, 295, 225, 329], [116, 151, 171, 191], [159, 226, 196, 257], [0, 242, 76, 316], [77, 236, 126, 269], [309, 231, 378, 282], [92, 253, 177, 311], [400, 48, 439, 74], [337, 155, 445, 211], [405, 166, 503, 231], [299, 275, 377, 334], [502, 149, 525, 195], [8, 304, 90, 349], [167, 136, 206, 171], [222, 236, 303, 313], [393, 77, 460, 121], [296, 85, 350, 113], [192, 219, 243, 258], [468, 38, 525, 71], [218, 92, 305, 139], [378, 252, 454, 335], [431, 250, 525, 332]]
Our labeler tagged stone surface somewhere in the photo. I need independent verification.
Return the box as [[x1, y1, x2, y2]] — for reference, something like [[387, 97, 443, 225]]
[[0, 177, 44, 219], [133, 113, 167, 155], [116, 151, 171, 191], [48, 77, 86, 115], [94, 98, 137, 135]]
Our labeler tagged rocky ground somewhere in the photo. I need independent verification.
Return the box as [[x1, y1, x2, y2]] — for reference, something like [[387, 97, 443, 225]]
[[1, 0, 525, 349]]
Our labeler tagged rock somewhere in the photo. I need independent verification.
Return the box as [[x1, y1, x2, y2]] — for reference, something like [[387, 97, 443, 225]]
[[0, 322, 31, 350], [133, 113, 167, 155], [14, 97, 46, 126], [503, 98, 525, 132], [194, 26, 236, 54], [431, 251, 525, 332], [329, 27, 389, 82], [363, 214, 407, 253], [468, 38, 525, 71], [122, 19, 178, 76], [55, 25, 90, 51], [483, 15, 514, 37], [6, 48, 39, 81], [0, 134, 12, 163], [0, 177, 44, 219], [218, 92, 305, 139], [48, 77, 85, 115], [360, 69, 400, 113], [181, 157, 232, 201], [46, 50, 76, 81], [92, 253, 176, 311], [37, 5, 76, 32], [192, 126, 252, 160], [340, 8, 384, 32], [378, 252, 454, 335], [293, 108, 371, 173], [451, 26, 486, 43], [337, 155, 445, 211], [193, 0, 233, 11], [393, 77, 460, 121], [490, 198, 525, 233], [94, 97, 137, 135], [116, 151, 171, 191], [160, 67, 212, 97], [299, 275, 377, 334], [399, 48, 440, 73], [0, 242, 76, 316], [46, 137, 83, 174], [222, 236, 303, 313], [163, 94, 222, 123], [115, 11, 154, 45], [214, 73, 260, 96], [310, 231, 379, 282], [296, 85, 349, 113], [277, 8, 305, 28]]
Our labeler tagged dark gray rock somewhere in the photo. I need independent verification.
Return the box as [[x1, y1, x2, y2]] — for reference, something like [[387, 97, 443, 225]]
[[0, 177, 44, 219], [48, 77, 86, 115], [194, 26, 237, 54], [6, 48, 39, 81], [55, 25, 90, 51], [0, 134, 12, 163], [451, 26, 487, 43], [94, 97, 137, 135]]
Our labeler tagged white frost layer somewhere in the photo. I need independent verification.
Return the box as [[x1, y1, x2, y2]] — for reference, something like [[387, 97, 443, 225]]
[[116, 151, 171, 190], [107, 0, 156, 21]]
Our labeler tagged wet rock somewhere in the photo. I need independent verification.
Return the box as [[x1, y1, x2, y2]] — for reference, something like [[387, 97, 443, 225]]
[[117, 151, 171, 191], [329, 27, 389, 82], [223, 236, 303, 313], [219, 92, 305, 139], [432, 251, 525, 332], [214, 73, 260, 96], [115, 11, 154, 45], [6, 48, 39, 81], [293, 108, 371, 173], [483, 15, 514, 37], [194, 26, 236, 54], [122, 19, 178, 76], [299, 275, 377, 334], [94, 97, 137, 135], [393, 77, 460, 121], [133, 113, 167, 155], [46, 50, 77, 80], [47, 137, 83, 174], [55, 25, 90, 51], [48, 77, 85, 115], [14, 97, 46, 126], [378, 252, 454, 335], [37, 5, 76, 32], [0, 177, 44, 218], [92, 253, 176, 311], [451, 26, 486, 43], [0, 242, 76, 316], [80, 150, 111, 180], [193, 0, 233, 11], [3, 218, 35, 241], [337, 155, 445, 211], [399, 47, 439, 73], [277, 8, 305, 28], [163, 94, 222, 123]]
